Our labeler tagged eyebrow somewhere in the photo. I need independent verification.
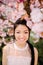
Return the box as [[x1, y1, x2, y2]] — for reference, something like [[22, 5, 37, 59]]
[[16, 30, 28, 31], [24, 30, 29, 31]]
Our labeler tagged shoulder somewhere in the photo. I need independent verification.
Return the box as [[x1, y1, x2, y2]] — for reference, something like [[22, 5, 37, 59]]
[[34, 47, 38, 65], [2, 45, 9, 53], [3, 44, 13, 52], [34, 47, 38, 55]]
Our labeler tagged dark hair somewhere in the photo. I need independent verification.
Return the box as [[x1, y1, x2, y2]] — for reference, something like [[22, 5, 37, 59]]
[[38, 0, 43, 4], [14, 18, 34, 65], [27, 41, 34, 65], [23, 0, 31, 16]]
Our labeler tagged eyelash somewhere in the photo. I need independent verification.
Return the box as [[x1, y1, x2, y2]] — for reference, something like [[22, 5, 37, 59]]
[[16, 32, 20, 33], [24, 32, 28, 34]]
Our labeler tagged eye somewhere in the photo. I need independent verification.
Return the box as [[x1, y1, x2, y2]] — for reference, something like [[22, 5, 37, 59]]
[[16, 31, 20, 33], [24, 32, 28, 34]]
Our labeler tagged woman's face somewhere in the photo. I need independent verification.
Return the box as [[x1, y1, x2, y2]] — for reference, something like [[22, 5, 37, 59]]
[[14, 25, 29, 44]]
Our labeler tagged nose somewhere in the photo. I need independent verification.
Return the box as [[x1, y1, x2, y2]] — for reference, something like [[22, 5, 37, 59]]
[[20, 33, 24, 38]]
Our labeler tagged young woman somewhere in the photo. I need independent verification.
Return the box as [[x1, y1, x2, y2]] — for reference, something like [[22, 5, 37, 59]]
[[2, 18, 38, 65]]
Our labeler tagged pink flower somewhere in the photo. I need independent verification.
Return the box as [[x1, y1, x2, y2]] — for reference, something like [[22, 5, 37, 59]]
[[8, 2, 18, 9], [2, 0, 15, 4], [0, 19, 3, 25], [3, 20, 9, 25], [0, 5, 5, 12]]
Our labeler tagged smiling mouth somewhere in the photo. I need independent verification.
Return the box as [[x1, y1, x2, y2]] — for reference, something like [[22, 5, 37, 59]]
[[18, 38, 25, 40]]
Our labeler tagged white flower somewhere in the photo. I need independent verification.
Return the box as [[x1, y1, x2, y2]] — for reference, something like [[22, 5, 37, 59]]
[[40, 8, 43, 13], [27, 20, 33, 29], [5, 6, 13, 16], [30, 8, 43, 23], [3, 20, 9, 25], [18, 2, 24, 11], [18, 10, 26, 16], [8, 2, 18, 9], [1, 32, 6, 37], [0, 30, 6, 37], [35, 0, 40, 7], [32, 22, 43, 38]]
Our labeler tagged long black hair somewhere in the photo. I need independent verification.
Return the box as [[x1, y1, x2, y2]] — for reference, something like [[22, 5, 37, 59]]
[[14, 18, 34, 65]]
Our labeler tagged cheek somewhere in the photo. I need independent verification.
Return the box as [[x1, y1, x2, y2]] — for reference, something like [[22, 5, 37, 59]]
[[14, 32, 21, 40], [14, 33, 19, 39], [26, 34, 29, 40], [24, 33, 29, 40]]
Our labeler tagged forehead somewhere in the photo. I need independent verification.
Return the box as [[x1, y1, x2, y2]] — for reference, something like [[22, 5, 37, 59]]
[[15, 25, 29, 31]]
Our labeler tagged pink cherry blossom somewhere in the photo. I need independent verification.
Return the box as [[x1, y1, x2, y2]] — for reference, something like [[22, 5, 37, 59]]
[[0, 5, 5, 12], [2, 0, 16, 4], [0, 19, 3, 25]]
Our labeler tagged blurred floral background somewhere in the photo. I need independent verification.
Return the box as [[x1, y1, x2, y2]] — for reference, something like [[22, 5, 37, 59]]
[[0, 0, 43, 65]]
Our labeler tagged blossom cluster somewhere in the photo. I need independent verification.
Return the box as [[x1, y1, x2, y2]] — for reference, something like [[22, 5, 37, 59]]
[[0, 1, 27, 46], [0, 0, 43, 46]]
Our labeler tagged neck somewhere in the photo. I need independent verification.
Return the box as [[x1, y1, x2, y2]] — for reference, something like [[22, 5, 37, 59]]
[[15, 40, 26, 48]]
